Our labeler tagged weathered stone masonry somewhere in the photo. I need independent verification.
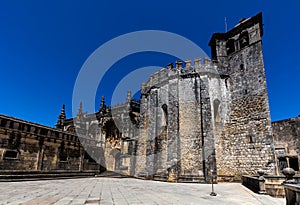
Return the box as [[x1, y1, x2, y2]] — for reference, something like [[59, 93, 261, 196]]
[[134, 59, 224, 182], [272, 115, 300, 173], [209, 13, 276, 181], [132, 12, 277, 182], [60, 12, 278, 182], [0, 113, 101, 172], [2, 12, 295, 183]]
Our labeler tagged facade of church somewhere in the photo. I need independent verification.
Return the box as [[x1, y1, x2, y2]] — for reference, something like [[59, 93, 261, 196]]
[[62, 12, 277, 182], [0, 13, 299, 182]]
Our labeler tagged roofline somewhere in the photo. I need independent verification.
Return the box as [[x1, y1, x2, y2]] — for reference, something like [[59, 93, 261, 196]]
[[0, 114, 76, 136], [271, 115, 300, 124], [209, 12, 263, 46]]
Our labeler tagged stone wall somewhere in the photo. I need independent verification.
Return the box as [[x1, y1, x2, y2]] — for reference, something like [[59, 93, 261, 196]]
[[63, 94, 140, 176], [133, 13, 277, 182], [272, 115, 300, 172], [1, 13, 283, 181], [135, 58, 227, 182], [49, 12, 280, 183], [0, 114, 101, 172], [209, 13, 276, 180], [134, 95, 148, 177]]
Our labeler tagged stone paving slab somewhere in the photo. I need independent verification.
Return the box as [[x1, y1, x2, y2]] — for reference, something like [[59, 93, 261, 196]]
[[0, 177, 285, 205]]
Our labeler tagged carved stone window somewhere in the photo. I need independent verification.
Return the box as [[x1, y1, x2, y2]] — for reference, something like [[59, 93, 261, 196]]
[[226, 39, 235, 55], [3, 149, 18, 159], [239, 31, 249, 49]]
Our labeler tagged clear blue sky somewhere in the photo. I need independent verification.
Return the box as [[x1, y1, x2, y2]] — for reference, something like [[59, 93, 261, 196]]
[[0, 0, 299, 126]]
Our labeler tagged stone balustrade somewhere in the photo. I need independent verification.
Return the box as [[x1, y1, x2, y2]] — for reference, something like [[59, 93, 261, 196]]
[[242, 170, 266, 194], [284, 184, 300, 205], [242, 168, 300, 198], [282, 168, 300, 205]]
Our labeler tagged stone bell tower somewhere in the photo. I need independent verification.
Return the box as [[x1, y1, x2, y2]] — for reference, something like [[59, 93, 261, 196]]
[[209, 12, 276, 180]]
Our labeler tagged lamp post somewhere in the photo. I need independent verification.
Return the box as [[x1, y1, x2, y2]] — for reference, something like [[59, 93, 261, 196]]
[[210, 169, 217, 196]]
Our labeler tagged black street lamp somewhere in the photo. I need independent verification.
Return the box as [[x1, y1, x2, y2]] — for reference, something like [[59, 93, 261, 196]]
[[210, 169, 217, 196]]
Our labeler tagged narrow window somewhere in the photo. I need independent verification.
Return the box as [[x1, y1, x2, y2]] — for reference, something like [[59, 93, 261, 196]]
[[278, 157, 288, 171], [239, 31, 249, 49], [226, 39, 235, 55], [249, 135, 253, 143], [162, 104, 168, 127], [289, 157, 299, 171], [213, 99, 221, 123], [240, 64, 244, 72], [225, 78, 229, 89]]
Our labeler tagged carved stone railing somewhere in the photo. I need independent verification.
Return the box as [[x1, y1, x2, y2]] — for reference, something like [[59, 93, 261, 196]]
[[242, 168, 300, 201], [242, 170, 266, 194], [242, 169, 300, 198], [282, 168, 300, 205], [284, 184, 300, 205]]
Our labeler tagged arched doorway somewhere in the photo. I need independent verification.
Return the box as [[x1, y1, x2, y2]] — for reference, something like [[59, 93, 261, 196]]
[[110, 148, 121, 171]]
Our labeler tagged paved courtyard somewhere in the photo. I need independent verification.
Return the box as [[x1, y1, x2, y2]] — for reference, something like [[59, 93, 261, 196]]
[[0, 177, 285, 205]]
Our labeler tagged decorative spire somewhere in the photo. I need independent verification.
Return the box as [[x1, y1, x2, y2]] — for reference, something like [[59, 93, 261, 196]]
[[126, 90, 131, 103], [101, 96, 105, 107], [56, 104, 66, 129], [99, 96, 107, 113], [77, 101, 83, 117], [60, 104, 66, 118]]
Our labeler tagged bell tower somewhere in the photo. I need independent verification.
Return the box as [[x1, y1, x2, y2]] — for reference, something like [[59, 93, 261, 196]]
[[209, 12, 264, 74], [209, 12, 276, 180]]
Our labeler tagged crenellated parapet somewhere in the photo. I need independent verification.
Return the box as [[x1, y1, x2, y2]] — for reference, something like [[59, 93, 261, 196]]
[[141, 57, 220, 94]]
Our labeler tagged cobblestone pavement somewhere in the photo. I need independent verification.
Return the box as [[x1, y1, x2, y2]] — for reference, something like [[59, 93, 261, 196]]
[[0, 177, 285, 205]]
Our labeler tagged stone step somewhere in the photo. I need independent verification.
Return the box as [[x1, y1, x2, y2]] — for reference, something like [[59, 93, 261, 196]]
[[0, 171, 98, 182], [95, 171, 127, 178]]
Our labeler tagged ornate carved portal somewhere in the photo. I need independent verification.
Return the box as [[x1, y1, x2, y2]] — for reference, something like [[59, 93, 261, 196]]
[[99, 118, 122, 172]]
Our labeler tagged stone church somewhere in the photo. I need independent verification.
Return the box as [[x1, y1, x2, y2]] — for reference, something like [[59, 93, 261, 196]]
[[0, 12, 299, 182], [61, 12, 276, 182]]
